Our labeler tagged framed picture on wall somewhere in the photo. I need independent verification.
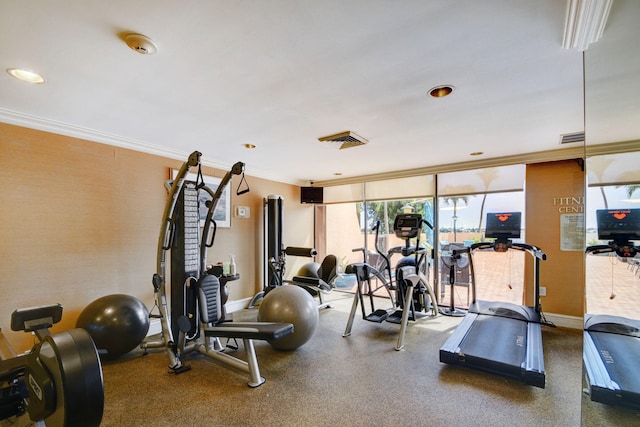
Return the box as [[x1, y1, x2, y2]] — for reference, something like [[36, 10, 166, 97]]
[[171, 169, 231, 228]]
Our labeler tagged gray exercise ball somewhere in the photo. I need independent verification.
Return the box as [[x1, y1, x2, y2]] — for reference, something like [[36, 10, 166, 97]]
[[257, 285, 319, 351], [76, 294, 150, 360]]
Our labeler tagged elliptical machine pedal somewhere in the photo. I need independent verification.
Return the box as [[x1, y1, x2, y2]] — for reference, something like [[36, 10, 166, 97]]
[[365, 309, 389, 323]]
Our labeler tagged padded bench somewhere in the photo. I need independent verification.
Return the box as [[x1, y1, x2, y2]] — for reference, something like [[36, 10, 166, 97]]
[[203, 322, 293, 341]]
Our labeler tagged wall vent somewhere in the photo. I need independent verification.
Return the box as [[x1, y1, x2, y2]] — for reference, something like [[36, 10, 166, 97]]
[[560, 131, 585, 144], [318, 131, 368, 149]]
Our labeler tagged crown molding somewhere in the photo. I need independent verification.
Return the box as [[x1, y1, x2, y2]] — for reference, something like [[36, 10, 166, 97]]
[[313, 145, 586, 187], [0, 108, 303, 185], [562, 0, 613, 51]]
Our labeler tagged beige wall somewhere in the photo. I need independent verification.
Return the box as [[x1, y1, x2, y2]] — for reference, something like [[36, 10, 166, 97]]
[[0, 122, 312, 353], [525, 160, 585, 318]]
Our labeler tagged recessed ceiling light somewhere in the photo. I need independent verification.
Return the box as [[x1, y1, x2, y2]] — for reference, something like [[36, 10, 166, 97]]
[[429, 85, 454, 98], [470, 151, 484, 156], [243, 144, 256, 149], [333, 172, 343, 176], [7, 68, 45, 84]]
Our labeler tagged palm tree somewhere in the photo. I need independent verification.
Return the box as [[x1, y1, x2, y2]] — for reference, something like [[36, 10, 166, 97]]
[[614, 172, 640, 201], [587, 156, 614, 208], [625, 185, 640, 198], [442, 195, 469, 242], [440, 184, 474, 242]]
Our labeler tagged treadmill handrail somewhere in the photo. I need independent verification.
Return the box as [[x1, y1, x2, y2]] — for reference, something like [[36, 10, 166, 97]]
[[511, 242, 547, 261], [585, 244, 612, 255], [467, 239, 546, 314], [469, 240, 546, 260], [586, 241, 639, 257]]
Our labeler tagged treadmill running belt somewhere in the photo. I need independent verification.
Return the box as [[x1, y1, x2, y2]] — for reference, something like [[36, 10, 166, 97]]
[[589, 331, 640, 398], [458, 315, 527, 378]]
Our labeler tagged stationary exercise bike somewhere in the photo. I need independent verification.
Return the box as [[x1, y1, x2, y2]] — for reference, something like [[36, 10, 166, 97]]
[[0, 304, 104, 426], [343, 213, 438, 350]]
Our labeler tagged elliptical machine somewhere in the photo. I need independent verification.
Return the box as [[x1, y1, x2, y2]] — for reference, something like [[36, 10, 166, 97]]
[[343, 213, 438, 350]]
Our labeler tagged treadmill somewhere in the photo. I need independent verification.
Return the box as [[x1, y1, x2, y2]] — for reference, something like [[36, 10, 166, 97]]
[[439, 212, 549, 388], [584, 208, 640, 407]]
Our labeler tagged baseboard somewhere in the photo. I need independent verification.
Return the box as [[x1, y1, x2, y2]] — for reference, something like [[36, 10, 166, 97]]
[[146, 298, 254, 337], [226, 297, 253, 314], [544, 312, 582, 329]]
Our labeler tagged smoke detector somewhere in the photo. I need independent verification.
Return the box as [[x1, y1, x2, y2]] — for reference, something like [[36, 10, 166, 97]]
[[124, 33, 158, 55], [318, 131, 368, 150]]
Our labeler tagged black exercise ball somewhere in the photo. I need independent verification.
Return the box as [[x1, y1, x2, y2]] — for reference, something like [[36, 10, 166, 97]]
[[76, 294, 150, 360], [296, 262, 320, 278]]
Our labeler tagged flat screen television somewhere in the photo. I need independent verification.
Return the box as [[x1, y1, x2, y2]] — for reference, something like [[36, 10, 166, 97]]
[[597, 209, 640, 241], [300, 186, 323, 204], [485, 212, 521, 239]]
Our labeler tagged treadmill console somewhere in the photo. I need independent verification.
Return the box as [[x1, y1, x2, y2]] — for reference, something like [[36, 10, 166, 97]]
[[596, 209, 640, 256], [485, 212, 521, 252]]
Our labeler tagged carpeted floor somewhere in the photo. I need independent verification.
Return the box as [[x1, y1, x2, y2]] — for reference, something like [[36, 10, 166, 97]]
[[97, 292, 636, 426]]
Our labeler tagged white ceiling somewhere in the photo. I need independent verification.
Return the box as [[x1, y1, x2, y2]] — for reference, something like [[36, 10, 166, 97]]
[[0, 1, 631, 185]]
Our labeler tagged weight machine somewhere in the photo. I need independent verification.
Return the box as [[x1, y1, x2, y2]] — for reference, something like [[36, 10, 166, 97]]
[[141, 151, 293, 387], [249, 194, 332, 309]]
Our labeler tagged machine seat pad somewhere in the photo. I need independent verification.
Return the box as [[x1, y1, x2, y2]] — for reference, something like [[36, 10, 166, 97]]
[[204, 321, 293, 341], [292, 276, 332, 291], [292, 276, 320, 285]]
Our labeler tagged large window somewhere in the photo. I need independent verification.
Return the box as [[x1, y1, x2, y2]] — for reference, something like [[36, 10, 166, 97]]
[[437, 166, 526, 307], [323, 197, 435, 291], [320, 166, 529, 308]]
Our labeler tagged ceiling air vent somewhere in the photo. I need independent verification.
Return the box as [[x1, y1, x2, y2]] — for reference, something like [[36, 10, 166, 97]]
[[318, 131, 368, 150], [560, 131, 585, 144]]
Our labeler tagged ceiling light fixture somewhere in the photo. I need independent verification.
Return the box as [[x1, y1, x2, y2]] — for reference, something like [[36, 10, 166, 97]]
[[470, 151, 484, 156], [562, 0, 613, 51], [243, 144, 256, 149], [124, 33, 158, 55], [429, 85, 454, 98], [7, 68, 45, 84]]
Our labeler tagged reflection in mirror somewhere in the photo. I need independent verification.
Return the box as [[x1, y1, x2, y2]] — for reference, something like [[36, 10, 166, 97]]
[[583, 0, 640, 423]]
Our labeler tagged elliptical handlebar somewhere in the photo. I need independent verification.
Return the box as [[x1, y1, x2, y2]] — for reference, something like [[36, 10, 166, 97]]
[[451, 246, 471, 257]]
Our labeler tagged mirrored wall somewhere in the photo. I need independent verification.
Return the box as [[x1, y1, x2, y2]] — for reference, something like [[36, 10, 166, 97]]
[[583, 0, 640, 422]]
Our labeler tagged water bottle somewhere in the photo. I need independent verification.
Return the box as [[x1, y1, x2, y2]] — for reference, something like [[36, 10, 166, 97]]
[[229, 254, 237, 276]]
